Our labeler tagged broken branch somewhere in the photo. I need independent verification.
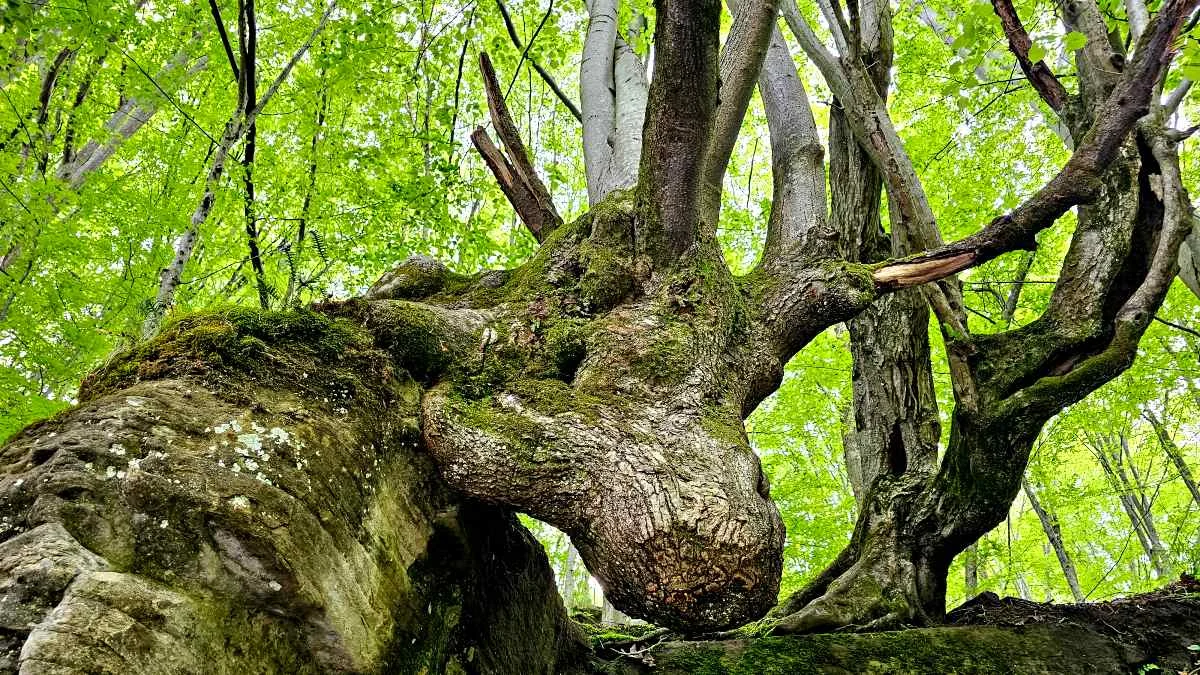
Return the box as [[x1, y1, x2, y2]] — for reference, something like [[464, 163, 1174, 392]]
[[472, 52, 562, 242]]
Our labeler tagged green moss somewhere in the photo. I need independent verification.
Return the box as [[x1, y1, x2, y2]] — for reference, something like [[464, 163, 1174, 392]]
[[79, 307, 387, 405], [575, 620, 662, 645], [699, 407, 748, 449], [632, 626, 1130, 674], [357, 299, 469, 379], [579, 240, 635, 311], [537, 319, 590, 380], [627, 320, 694, 385]]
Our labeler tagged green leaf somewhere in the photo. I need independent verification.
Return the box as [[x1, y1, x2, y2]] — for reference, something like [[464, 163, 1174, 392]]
[[1063, 31, 1088, 51], [1028, 43, 1048, 62]]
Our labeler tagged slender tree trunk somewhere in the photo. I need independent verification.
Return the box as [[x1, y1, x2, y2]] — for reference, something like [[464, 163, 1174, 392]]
[[1145, 411, 1200, 507], [1092, 434, 1172, 578], [559, 543, 580, 610], [964, 544, 979, 598], [1014, 573, 1032, 600], [1022, 477, 1086, 602], [601, 596, 630, 624]]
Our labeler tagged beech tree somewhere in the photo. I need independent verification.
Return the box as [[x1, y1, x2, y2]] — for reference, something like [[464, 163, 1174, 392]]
[[2, 0, 1200, 671]]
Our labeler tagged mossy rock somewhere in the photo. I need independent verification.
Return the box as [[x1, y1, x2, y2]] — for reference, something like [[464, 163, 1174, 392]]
[[593, 625, 1187, 674]]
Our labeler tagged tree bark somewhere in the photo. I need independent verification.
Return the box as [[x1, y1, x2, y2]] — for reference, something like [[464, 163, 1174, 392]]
[[0, 308, 586, 673]]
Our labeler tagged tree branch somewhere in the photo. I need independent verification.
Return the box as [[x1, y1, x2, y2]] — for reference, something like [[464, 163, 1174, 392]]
[[581, 0, 617, 204], [756, 27, 830, 263], [1008, 124, 1193, 416], [990, 0, 1070, 113], [208, 0, 240, 80], [493, 0, 581, 122], [251, 0, 335, 122], [636, 0, 723, 264], [1163, 77, 1192, 115], [1154, 314, 1200, 339], [700, 0, 781, 225], [472, 52, 561, 242], [872, 0, 1199, 290], [604, 30, 648, 192], [1127, 0, 1151, 43], [146, 1, 336, 335]]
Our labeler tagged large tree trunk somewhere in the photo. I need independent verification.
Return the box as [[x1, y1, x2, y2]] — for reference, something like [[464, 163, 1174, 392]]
[[6, 0, 1198, 656], [0, 308, 586, 673]]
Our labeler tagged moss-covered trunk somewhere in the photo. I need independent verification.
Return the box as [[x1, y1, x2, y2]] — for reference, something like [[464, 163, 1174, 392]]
[[0, 308, 585, 673]]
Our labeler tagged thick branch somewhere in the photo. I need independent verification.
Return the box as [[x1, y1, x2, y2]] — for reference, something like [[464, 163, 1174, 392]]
[[603, 31, 648, 192], [757, 27, 830, 262], [636, 0, 722, 264], [1127, 0, 1151, 42], [1062, 0, 1123, 109], [1008, 129, 1192, 416], [581, 0, 617, 204], [700, 0, 781, 226]]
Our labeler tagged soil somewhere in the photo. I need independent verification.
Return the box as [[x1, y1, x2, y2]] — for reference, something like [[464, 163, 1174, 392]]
[[947, 575, 1200, 673]]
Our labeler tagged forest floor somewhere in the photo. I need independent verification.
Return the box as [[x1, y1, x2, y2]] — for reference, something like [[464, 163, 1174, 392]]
[[585, 578, 1200, 673], [946, 575, 1200, 662]]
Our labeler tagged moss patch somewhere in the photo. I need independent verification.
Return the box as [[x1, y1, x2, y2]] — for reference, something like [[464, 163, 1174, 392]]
[[601, 626, 1140, 674], [79, 307, 389, 405]]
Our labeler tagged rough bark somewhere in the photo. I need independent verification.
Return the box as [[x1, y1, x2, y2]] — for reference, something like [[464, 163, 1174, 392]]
[[772, 0, 1196, 632], [0, 308, 586, 673], [826, 0, 939, 513]]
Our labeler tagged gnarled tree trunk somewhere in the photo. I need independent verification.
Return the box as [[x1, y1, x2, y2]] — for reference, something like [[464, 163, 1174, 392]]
[[0, 308, 585, 673], [4, 1, 1198, 666]]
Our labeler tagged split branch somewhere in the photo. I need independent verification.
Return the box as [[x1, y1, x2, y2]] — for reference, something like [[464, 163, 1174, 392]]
[[471, 52, 561, 242]]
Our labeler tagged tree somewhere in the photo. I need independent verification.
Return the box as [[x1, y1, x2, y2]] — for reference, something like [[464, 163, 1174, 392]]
[[2, 0, 1200, 669]]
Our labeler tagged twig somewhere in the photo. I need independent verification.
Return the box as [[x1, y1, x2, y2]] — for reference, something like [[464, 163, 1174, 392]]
[[1154, 315, 1200, 339], [493, 0, 582, 121]]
